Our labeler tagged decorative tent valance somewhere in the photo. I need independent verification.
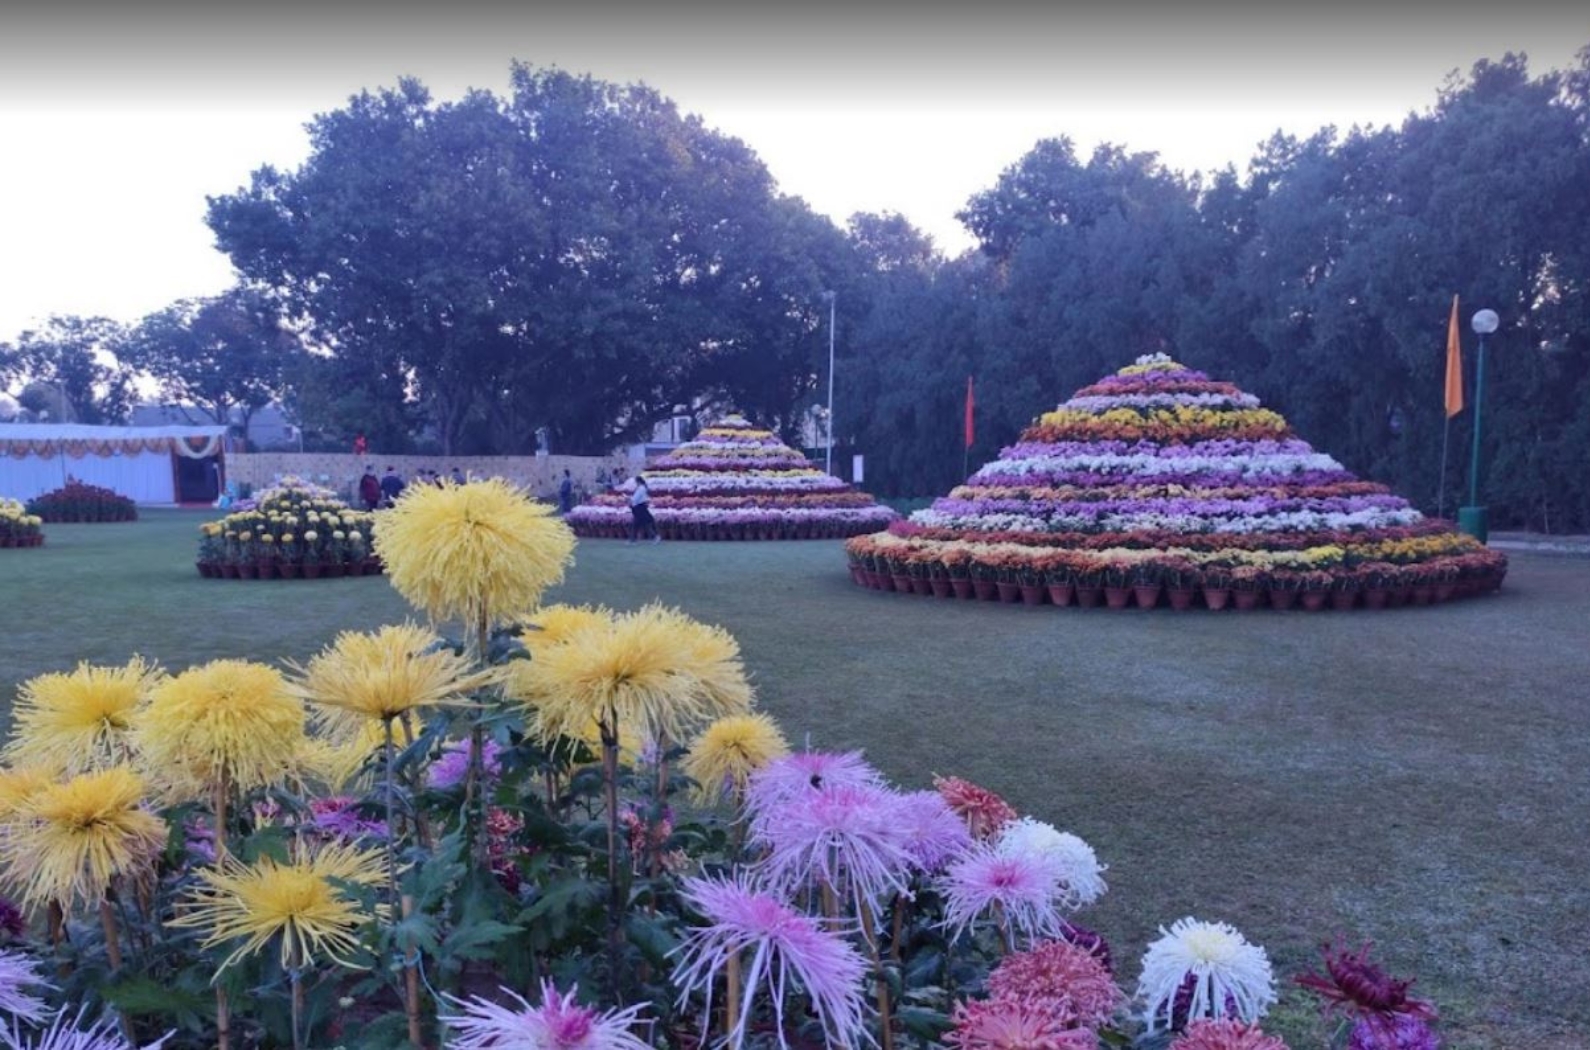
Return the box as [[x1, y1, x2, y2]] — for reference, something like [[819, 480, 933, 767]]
[[0, 424, 228, 460]]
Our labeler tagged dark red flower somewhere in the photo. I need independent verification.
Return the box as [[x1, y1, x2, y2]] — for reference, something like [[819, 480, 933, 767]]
[[1297, 941, 1437, 1037]]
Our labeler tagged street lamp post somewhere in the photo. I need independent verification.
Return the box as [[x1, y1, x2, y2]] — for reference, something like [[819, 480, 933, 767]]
[[822, 290, 836, 475], [1458, 308, 1500, 543]]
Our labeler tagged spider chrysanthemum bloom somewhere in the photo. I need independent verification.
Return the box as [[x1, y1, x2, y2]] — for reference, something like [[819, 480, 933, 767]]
[[442, 980, 651, 1050], [298, 721, 386, 793], [892, 790, 973, 873], [170, 840, 387, 972], [4, 1005, 172, 1049], [995, 818, 1108, 909], [934, 775, 1017, 840], [944, 996, 1094, 1050], [0, 768, 53, 826], [0, 947, 51, 1023], [1295, 941, 1436, 1036], [289, 623, 501, 739], [1347, 1015, 1440, 1050], [986, 939, 1124, 1030], [520, 604, 614, 655], [745, 750, 884, 822], [522, 604, 751, 747], [1138, 918, 1276, 1034], [5, 657, 162, 775], [4, 767, 166, 911], [135, 660, 304, 799], [682, 713, 790, 805], [374, 478, 575, 626], [940, 844, 1066, 946], [754, 783, 915, 915], [672, 874, 868, 1050], [1170, 1018, 1290, 1050]]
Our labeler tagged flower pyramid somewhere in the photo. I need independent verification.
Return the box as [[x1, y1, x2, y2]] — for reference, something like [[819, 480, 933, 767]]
[[846, 354, 1507, 609], [567, 415, 898, 540]]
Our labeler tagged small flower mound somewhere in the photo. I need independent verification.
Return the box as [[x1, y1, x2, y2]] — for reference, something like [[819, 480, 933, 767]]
[[934, 774, 1017, 839], [171, 841, 387, 972], [1170, 1018, 1290, 1050], [995, 818, 1108, 908], [442, 980, 651, 1050], [374, 477, 575, 626], [5, 657, 162, 775], [682, 713, 790, 805], [986, 939, 1124, 1030], [0, 948, 51, 1023], [754, 783, 916, 914], [672, 874, 868, 1050], [1138, 918, 1276, 1034], [522, 604, 751, 747], [945, 996, 1095, 1050], [939, 844, 1067, 946], [1295, 941, 1437, 1037], [136, 659, 305, 798], [4, 767, 166, 911], [892, 790, 974, 873]]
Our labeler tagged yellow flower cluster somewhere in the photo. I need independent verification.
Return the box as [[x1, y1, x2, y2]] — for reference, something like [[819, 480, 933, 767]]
[[1038, 405, 1289, 432], [0, 498, 43, 525]]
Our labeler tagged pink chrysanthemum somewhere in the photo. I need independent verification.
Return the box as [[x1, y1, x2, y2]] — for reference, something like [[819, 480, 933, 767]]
[[0, 948, 50, 1024], [986, 939, 1124, 1030], [672, 874, 868, 1050], [933, 775, 1017, 840], [442, 980, 650, 1050], [940, 844, 1066, 946], [944, 996, 1094, 1050], [1170, 1018, 1290, 1050], [754, 783, 915, 915], [745, 750, 884, 826], [892, 790, 974, 873]]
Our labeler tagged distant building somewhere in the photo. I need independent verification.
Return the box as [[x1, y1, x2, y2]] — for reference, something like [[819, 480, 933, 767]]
[[131, 402, 297, 450]]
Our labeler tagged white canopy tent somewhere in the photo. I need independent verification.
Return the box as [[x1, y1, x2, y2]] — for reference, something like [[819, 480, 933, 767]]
[[0, 424, 229, 504]]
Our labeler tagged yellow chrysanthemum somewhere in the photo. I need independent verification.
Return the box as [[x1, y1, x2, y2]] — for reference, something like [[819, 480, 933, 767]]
[[136, 660, 305, 799], [5, 656, 163, 774], [288, 623, 502, 742], [520, 604, 613, 654], [298, 721, 387, 793], [682, 713, 791, 804], [171, 841, 387, 972], [3, 766, 166, 910], [0, 766, 56, 823], [521, 603, 752, 747], [373, 478, 575, 627]]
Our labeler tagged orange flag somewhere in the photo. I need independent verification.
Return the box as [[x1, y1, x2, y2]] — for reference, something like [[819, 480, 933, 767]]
[[1444, 295, 1464, 418], [964, 376, 975, 448]]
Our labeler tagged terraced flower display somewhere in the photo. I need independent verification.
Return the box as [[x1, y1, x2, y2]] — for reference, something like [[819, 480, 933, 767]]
[[846, 354, 1507, 610], [567, 415, 898, 540], [196, 477, 380, 580]]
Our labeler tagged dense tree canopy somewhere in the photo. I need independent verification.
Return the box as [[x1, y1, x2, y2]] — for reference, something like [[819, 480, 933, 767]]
[[0, 315, 133, 424]]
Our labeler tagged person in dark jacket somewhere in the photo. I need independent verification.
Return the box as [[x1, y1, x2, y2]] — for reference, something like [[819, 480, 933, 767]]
[[358, 466, 381, 511], [379, 466, 406, 507]]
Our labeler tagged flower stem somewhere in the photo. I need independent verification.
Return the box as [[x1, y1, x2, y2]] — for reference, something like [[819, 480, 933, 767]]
[[289, 938, 305, 1050], [724, 949, 742, 1047], [601, 712, 626, 1002], [385, 719, 424, 1048], [98, 895, 123, 972], [213, 769, 231, 1050], [402, 895, 424, 1048], [859, 905, 895, 1050]]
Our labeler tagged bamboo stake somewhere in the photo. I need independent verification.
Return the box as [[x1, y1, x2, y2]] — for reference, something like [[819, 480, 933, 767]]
[[385, 719, 424, 1048], [402, 895, 424, 1048], [602, 713, 626, 1001], [98, 897, 123, 972], [289, 938, 305, 1050], [859, 906, 894, 1050], [213, 771, 231, 1050], [724, 950, 742, 1048]]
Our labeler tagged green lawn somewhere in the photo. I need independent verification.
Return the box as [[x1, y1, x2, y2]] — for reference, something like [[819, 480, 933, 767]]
[[5, 510, 1588, 1048]]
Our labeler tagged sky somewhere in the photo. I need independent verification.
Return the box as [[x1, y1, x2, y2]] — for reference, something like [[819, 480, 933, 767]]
[[1, 1, 1586, 345]]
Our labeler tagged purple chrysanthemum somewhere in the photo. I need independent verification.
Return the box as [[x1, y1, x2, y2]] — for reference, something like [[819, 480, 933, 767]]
[[0, 949, 50, 1024], [3, 1006, 171, 1048], [892, 790, 974, 873], [309, 796, 389, 841], [745, 750, 883, 827], [0, 901, 24, 942], [754, 783, 916, 916], [939, 844, 1066, 947], [441, 980, 651, 1050], [1349, 1015, 1442, 1050], [671, 873, 868, 1050], [427, 739, 503, 791]]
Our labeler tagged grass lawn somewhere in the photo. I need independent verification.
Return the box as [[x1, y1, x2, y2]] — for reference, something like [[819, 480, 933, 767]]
[[5, 509, 1588, 1048]]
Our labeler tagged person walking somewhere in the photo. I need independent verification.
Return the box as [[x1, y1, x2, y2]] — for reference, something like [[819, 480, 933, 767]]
[[358, 465, 381, 511], [558, 469, 574, 513], [628, 475, 659, 544], [379, 466, 405, 507]]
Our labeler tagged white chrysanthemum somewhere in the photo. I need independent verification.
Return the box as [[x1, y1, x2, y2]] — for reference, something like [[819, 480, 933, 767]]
[[995, 818, 1108, 908], [1137, 917, 1276, 1034]]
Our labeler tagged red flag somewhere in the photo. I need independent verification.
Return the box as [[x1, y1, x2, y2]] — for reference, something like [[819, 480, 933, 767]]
[[1444, 295, 1464, 418], [964, 376, 975, 448]]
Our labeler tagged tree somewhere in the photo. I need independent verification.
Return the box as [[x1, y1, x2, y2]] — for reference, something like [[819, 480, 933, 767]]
[[1, 315, 133, 424]]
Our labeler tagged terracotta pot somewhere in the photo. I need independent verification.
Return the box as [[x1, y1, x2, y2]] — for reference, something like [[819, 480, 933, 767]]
[[1389, 587, 1412, 607], [1046, 583, 1075, 607], [995, 581, 1021, 603], [1270, 588, 1298, 610], [302, 563, 323, 579], [911, 577, 934, 596], [1019, 583, 1045, 606], [930, 579, 953, 598], [1104, 586, 1132, 609], [1133, 584, 1162, 609], [1434, 582, 1456, 603], [1167, 587, 1196, 611], [279, 563, 301, 579], [221, 563, 241, 579], [1363, 588, 1389, 609], [1329, 590, 1358, 611], [1202, 587, 1231, 611], [972, 579, 998, 601], [255, 560, 279, 579], [1411, 585, 1435, 605], [363, 560, 382, 576], [195, 562, 212, 578], [849, 566, 866, 587], [1300, 590, 1328, 611], [951, 579, 974, 600], [239, 563, 259, 579], [1075, 585, 1103, 608], [1233, 589, 1262, 610], [891, 574, 913, 594]]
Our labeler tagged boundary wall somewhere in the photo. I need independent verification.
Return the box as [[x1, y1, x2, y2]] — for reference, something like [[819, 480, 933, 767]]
[[225, 452, 630, 503]]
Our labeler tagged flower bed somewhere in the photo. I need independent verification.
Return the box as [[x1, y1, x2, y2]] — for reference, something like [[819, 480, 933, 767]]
[[0, 497, 45, 547], [567, 415, 898, 540], [0, 482, 1445, 1048], [196, 476, 380, 579], [846, 355, 1507, 610], [25, 480, 139, 523]]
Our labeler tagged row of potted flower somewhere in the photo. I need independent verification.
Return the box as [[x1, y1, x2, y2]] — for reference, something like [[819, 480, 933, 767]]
[[571, 504, 898, 540], [0, 498, 45, 547], [24, 480, 138, 523]]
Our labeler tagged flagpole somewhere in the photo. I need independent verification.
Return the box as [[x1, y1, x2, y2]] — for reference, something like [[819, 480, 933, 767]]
[[1437, 417, 1451, 520]]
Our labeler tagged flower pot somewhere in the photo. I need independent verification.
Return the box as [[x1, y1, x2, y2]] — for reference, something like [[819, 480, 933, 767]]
[[911, 577, 934, 596], [1233, 589, 1262, 610], [951, 579, 974, 600], [1269, 588, 1298, 610], [1019, 584, 1045, 606], [239, 563, 259, 579], [1133, 584, 1162, 609], [1434, 582, 1456, 603], [1201, 587, 1231, 611], [1411, 585, 1434, 605], [1075, 585, 1103, 608], [930, 579, 953, 598], [195, 562, 211, 578], [891, 574, 913, 594], [363, 559, 382, 576], [326, 562, 348, 577], [1389, 587, 1412, 608], [1329, 590, 1358, 611], [1363, 588, 1389, 609], [1046, 583, 1075, 607], [220, 563, 240, 579], [279, 563, 301, 579], [256, 560, 279, 579], [302, 563, 322, 579], [972, 579, 998, 601], [1167, 587, 1196, 611], [996, 581, 1022, 603], [849, 566, 866, 587], [1300, 590, 1328, 611], [1104, 586, 1132, 609]]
